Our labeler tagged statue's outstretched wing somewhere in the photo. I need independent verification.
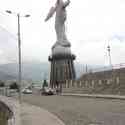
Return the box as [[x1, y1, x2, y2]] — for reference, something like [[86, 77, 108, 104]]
[[45, 7, 56, 21], [63, 0, 70, 8]]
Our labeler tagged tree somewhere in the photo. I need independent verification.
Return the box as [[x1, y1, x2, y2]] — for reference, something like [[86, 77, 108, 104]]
[[42, 80, 48, 88], [0, 81, 5, 87], [9, 82, 19, 90]]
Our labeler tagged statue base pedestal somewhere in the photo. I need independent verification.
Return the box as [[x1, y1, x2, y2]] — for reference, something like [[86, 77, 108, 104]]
[[48, 52, 76, 89]]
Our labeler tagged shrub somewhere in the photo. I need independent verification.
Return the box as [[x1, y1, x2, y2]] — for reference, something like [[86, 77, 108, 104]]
[[42, 80, 48, 88], [9, 82, 19, 90], [0, 81, 5, 87]]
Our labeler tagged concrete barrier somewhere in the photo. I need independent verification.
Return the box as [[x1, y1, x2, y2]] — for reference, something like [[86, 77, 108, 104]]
[[0, 96, 20, 125], [0, 101, 13, 125], [62, 93, 125, 100]]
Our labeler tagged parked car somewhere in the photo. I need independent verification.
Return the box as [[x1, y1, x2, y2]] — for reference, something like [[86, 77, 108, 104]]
[[41, 87, 55, 95], [22, 88, 32, 94]]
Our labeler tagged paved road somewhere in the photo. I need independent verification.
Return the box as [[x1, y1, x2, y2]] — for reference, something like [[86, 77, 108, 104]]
[[22, 94, 125, 125], [21, 103, 65, 125], [0, 95, 65, 125]]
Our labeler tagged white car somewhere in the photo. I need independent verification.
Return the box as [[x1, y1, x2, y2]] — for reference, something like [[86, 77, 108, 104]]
[[22, 88, 32, 94], [41, 87, 55, 95]]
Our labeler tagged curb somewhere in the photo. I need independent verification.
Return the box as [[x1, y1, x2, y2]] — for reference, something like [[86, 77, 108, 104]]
[[62, 93, 125, 100]]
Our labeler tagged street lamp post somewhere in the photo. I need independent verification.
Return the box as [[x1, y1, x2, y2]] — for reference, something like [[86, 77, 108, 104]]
[[6, 10, 30, 104], [107, 45, 112, 67]]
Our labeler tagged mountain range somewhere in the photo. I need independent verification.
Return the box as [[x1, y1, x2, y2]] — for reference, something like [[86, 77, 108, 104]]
[[0, 61, 104, 81]]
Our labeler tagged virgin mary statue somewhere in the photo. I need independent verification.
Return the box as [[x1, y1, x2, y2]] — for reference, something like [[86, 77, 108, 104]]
[[45, 0, 71, 48]]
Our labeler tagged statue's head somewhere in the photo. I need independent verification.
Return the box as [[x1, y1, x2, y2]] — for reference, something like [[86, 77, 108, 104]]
[[56, 0, 63, 5], [57, 0, 59, 4]]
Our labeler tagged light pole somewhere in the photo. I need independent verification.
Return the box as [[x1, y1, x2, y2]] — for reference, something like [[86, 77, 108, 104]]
[[107, 45, 112, 67], [6, 10, 30, 104]]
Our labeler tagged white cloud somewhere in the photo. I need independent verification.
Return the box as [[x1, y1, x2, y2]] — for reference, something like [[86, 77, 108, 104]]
[[0, 49, 3, 55]]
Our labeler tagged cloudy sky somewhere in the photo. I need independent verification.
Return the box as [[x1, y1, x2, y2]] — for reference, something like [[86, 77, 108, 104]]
[[0, 0, 125, 66]]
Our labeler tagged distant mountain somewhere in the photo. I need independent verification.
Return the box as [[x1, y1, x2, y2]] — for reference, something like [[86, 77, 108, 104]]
[[74, 63, 105, 78], [0, 62, 50, 81], [0, 61, 104, 81], [0, 70, 16, 80]]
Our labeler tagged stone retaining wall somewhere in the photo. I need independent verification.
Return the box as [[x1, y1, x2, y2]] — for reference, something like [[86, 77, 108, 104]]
[[0, 96, 20, 125], [0, 101, 13, 125], [62, 68, 125, 95]]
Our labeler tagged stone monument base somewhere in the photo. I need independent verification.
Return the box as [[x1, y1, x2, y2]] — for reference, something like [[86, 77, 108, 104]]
[[48, 53, 76, 89]]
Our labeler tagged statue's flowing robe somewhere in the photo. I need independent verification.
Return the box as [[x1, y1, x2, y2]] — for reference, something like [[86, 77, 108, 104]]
[[45, 0, 71, 47], [55, 0, 70, 47]]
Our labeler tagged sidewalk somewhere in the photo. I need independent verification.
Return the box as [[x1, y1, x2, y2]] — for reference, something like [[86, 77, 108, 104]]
[[21, 103, 65, 125], [0, 95, 65, 125], [62, 93, 125, 100]]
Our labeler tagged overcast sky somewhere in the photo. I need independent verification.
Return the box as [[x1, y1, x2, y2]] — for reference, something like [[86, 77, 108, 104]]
[[0, 0, 125, 66]]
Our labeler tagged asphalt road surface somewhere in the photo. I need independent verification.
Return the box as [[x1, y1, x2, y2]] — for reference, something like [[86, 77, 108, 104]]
[[22, 94, 125, 125]]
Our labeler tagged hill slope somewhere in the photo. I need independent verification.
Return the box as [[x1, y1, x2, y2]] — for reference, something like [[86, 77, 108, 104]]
[[0, 62, 103, 81]]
